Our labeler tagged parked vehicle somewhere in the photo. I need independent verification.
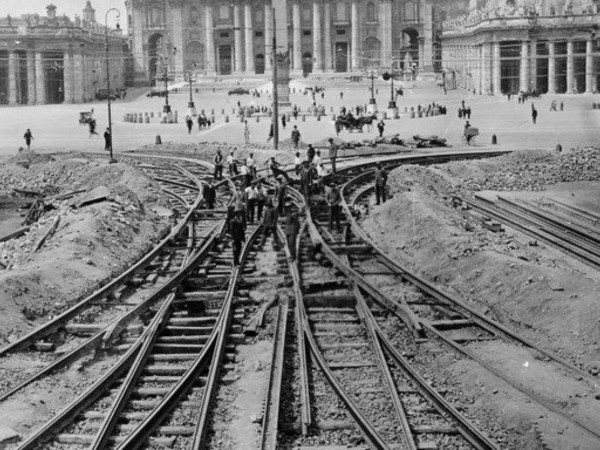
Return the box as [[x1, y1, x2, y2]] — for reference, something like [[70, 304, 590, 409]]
[[228, 88, 250, 95]]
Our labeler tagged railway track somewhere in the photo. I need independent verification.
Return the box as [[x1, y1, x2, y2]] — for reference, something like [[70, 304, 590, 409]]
[[0, 158, 233, 421], [302, 164, 600, 444]]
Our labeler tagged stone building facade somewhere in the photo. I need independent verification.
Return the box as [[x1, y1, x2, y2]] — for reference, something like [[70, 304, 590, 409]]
[[125, 0, 444, 85], [0, 2, 127, 105], [441, 0, 600, 94]]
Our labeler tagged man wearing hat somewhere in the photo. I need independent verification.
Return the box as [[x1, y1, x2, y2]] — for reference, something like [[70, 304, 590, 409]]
[[328, 138, 338, 174], [213, 149, 224, 180], [285, 211, 301, 261]]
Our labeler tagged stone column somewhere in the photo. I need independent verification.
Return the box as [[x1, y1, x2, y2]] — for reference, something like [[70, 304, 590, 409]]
[[585, 39, 594, 93], [265, 5, 273, 72], [35, 52, 46, 105], [234, 3, 244, 73], [380, 0, 393, 67], [292, 1, 302, 73], [244, 2, 255, 74], [482, 42, 492, 94], [493, 41, 502, 95], [476, 44, 483, 94], [27, 51, 36, 105], [547, 40, 556, 93], [73, 53, 84, 103], [8, 51, 18, 106], [529, 40, 537, 91], [313, 1, 323, 72], [421, 1, 434, 71], [351, 0, 360, 71], [63, 52, 74, 104], [171, 7, 184, 81], [566, 39, 574, 93], [323, 1, 333, 71], [520, 41, 529, 92], [206, 4, 216, 74]]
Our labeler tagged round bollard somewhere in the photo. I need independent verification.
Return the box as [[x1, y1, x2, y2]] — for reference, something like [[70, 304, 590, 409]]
[[201, 109, 205, 115], [150, 112, 154, 118], [556, 143, 562, 152], [138, 115, 143, 123], [155, 135, 162, 144], [302, 115, 306, 122], [256, 115, 260, 122], [225, 115, 229, 123], [211, 108, 215, 115], [211, 115, 215, 123], [410, 111, 415, 119], [145, 116, 150, 123], [317, 114, 321, 121], [221, 108, 225, 115], [492, 134, 497, 145], [332, 114, 336, 121]]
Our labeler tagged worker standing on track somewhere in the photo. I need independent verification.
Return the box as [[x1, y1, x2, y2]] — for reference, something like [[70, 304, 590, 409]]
[[276, 178, 288, 216], [245, 181, 258, 224], [374, 163, 388, 205], [213, 149, 224, 180], [202, 180, 216, 209], [255, 180, 266, 221], [328, 138, 338, 174], [230, 210, 246, 267], [285, 211, 300, 261], [307, 144, 316, 164], [326, 183, 342, 232], [227, 150, 237, 177], [261, 199, 279, 247]]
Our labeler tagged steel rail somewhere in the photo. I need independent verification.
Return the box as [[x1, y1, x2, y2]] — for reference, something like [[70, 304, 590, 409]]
[[352, 283, 501, 450], [259, 227, 290, 450], [189, 224, 263, 450], [340, 170, 600, 386], [0, 164, 205, 357], [290, 227, 390, 450], [13, 222, 225, 450]]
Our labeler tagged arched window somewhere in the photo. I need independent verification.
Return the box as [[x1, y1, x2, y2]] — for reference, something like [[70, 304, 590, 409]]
[[404, 1, 416, 22], [219, 5, 230, 20], [366, 2, 377, 21], [336, 1, 347, 21]]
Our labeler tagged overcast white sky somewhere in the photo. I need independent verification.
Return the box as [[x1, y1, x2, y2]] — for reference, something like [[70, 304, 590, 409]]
[[2, 0, 127, 27]]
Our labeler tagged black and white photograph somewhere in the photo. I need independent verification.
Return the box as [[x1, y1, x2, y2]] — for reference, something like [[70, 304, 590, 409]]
[[0, 0, 600, 449]]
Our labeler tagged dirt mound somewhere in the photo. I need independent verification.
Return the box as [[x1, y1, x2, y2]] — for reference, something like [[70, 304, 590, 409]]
[[0, 154, 172, 341]]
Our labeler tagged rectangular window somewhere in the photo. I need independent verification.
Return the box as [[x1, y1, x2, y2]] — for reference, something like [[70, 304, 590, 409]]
[[336, 29, 346, 35], [255, 31, 263, 37], [303, 30, 312, 36], [220, 32, 229, 38]]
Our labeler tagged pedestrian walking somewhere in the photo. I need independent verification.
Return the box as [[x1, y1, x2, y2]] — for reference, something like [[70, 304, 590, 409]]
[[23, 128, 33, 149], [377, 120, 385, 138], [230, 210, 246, 267], [550, 100, 557, 111], [186, 116, 193, 134], [203, 180, 216, 209], [244, 120, 250, 144], [88, 119, 98, 137], [285, 211, 300, 261], [374, 163, 388, 205], [267, 123, 274, 142], [214, 149, 224, 180], [328, 138, 338, 174], [281, 114, 287, 129], [531, 105, 538, 125], [560, 101, 564, 111], [326, 183, 342, 232], [261, 200, 279, 247], [103, 128, 112, 152], [340, 91, 344, 100], [291, 125, 301, 149]]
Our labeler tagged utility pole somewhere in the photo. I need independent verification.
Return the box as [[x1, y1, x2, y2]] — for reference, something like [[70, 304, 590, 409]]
[[272, 7, 279, 150]]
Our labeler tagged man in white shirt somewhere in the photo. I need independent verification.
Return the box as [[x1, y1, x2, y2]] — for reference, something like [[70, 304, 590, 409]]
[[227, 151, 236, 177], [244, 182, 258, 224], [246, 152, 256, 178]]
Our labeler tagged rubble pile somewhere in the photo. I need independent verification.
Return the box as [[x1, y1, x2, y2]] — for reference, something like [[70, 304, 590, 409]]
[[456, 147, 600, 192]]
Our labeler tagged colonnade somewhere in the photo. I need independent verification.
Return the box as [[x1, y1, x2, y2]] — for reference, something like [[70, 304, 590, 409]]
[[445, 37, 598, 95]]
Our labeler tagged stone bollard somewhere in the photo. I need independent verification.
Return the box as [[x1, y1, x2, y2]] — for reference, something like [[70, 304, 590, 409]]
[[211, 108, 215, 115], [161, 116, 167, 124], [317, 114, 321, 121], [146, 115, 150, 123], [155, 135, 162, 144], [150, 112, 154, 118], [411, 111, 415, 119], [332, 114, 336, 121], [556, 143, 562, 152], [287, 113, 291, 122], [158, 112, 162, 118], [405, 107, 408, 112], [256, 115, 260, 122], [225, 115, 229, 123], [201, 109, 205, 115], [138, 115, 144, 123], [302, 115, 306, 122], [211, 115, 216, 123], [492, 134, 497, 145], [221, 108, 225, 115]]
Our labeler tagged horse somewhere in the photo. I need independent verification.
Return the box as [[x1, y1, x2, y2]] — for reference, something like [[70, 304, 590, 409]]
[[334, 114, 377, 134]]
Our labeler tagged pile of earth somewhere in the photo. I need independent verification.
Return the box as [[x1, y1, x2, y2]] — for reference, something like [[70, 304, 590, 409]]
[[360, 146, 600, 449], [0, 151, 173, 342]]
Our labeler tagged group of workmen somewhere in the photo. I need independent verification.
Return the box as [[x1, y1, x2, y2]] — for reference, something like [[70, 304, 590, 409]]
[[203, 141, 389, 266]]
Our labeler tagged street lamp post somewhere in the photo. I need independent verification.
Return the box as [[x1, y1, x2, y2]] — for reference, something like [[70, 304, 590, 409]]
[[363, 69, 379, 114], [271, 7, 279, 150], [105, 8, 120, 162]]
